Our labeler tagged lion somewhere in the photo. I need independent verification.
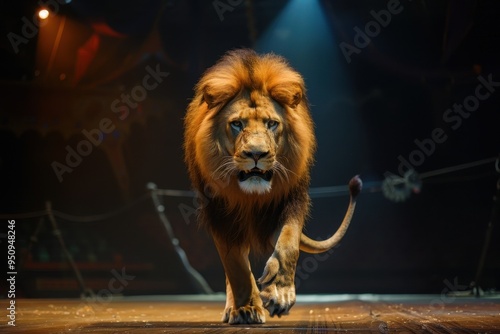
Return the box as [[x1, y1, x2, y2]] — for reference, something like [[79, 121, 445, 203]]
[[184, 49, 361, 325]]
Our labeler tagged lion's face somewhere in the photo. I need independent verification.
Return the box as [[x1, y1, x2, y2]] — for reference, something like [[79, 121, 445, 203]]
[[220, 92, 285, 194]]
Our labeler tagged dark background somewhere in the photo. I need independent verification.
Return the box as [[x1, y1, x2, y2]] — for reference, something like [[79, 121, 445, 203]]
[[0, 0, 499, 297]]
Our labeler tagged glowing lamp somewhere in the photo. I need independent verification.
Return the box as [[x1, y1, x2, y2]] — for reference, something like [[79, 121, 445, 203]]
[[38, 9, 49, 20]]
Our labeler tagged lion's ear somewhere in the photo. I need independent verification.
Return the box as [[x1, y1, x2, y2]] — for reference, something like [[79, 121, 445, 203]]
[[202, 91, 218, 109], [270, 83, 303, 108], [202, 85, 236, 109]]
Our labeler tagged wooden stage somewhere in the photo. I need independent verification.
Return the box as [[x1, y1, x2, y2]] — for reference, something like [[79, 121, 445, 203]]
[[6, 295, 500, 333]]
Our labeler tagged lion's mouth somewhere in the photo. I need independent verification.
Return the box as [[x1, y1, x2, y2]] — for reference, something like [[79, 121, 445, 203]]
[[238, 168, 273, 182]]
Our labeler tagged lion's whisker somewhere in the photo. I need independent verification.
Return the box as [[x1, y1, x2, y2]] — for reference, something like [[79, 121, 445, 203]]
[[212, 157, 237, 181], [273, 161, 292, 183], [276, 160, 298, 180], [273, 166, 287, 183]]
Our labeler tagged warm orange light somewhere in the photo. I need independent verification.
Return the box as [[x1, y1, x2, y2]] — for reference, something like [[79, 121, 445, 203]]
[[38, 9, 49, 20]]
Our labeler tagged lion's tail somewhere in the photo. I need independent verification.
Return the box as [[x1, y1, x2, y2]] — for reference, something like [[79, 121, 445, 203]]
[[299, 175, 362, 254]]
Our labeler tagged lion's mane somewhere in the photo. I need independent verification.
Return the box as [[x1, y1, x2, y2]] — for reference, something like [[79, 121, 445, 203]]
[[184, 49, 316, 250]]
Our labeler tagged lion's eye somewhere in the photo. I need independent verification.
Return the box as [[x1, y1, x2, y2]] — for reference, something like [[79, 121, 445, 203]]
[[267, 120, 279, 130], [230, 120, 243, 131]]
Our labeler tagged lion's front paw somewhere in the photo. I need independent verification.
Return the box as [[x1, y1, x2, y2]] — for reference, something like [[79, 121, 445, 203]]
[[222, 305, 266, 324], [258, 256, 296, 317], [259, 283, 296, 317]]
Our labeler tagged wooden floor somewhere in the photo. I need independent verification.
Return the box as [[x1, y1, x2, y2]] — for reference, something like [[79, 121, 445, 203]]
[[5, 295, 500, 333]]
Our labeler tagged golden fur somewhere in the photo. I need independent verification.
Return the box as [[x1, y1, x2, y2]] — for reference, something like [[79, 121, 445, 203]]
[[184, 49, 361, 324]]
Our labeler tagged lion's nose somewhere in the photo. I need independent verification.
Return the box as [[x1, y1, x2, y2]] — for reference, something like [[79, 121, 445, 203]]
[[243, 150, 269, 162]]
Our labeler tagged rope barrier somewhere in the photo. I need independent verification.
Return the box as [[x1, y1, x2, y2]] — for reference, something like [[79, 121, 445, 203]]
[[51, 192, 152, 223], [0, 155, 496, 298], [46, 201, 90, 296], [420, 157, 497, 179], [0, 156, 497, 220]]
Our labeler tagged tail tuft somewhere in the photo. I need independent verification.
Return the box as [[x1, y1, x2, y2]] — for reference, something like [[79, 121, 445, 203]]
[[349, 175, 362, 198]]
